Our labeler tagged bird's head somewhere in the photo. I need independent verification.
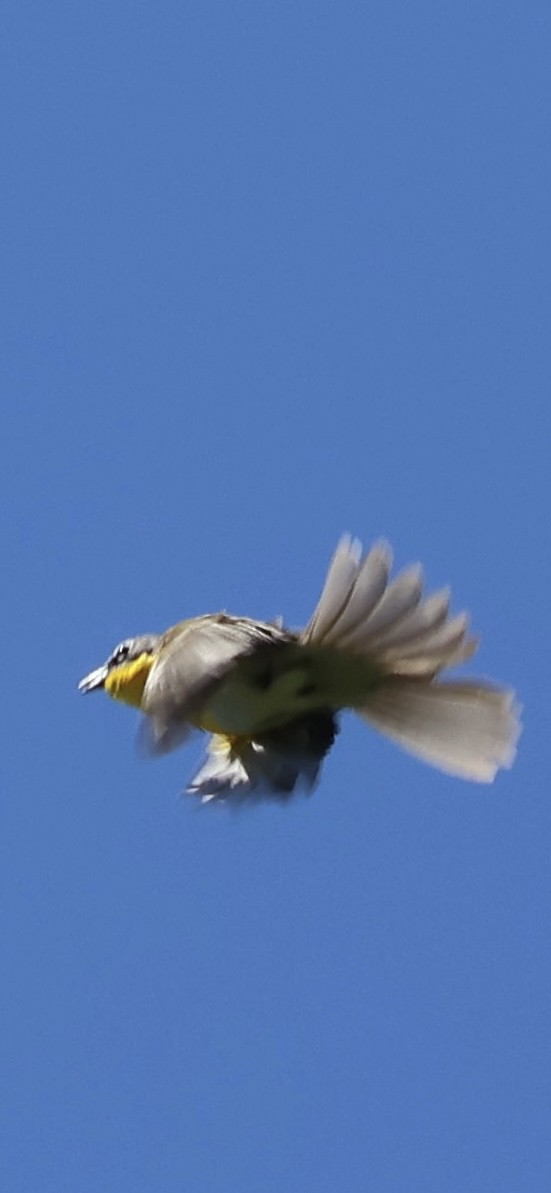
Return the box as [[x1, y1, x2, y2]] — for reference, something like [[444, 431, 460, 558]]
[[78, 634, 161, 707]]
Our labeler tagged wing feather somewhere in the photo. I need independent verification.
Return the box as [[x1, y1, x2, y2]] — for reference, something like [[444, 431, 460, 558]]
[[141, 616, 290, 754]]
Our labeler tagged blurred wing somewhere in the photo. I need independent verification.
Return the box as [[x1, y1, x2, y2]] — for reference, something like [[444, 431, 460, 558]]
[[141, 616, 289, 754], [302, 536, 393, 644], [137, 716, 197, 758], [302, 535, 477, 678]]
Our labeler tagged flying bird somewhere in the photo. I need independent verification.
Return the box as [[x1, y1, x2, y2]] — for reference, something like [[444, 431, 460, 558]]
[[79, 536, 520, 802]]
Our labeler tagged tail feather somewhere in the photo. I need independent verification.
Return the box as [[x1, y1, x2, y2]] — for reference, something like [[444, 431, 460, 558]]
[[301, 537, 520, 783], [185, 537, 520, 796], [358, 680, 521, 782]]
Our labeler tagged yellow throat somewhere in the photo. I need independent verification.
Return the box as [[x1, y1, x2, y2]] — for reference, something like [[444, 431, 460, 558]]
[[104, 653, 155, 708]]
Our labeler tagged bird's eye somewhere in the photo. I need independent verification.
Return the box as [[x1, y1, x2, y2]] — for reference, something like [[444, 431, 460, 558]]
[[112, 642, 130, 666]]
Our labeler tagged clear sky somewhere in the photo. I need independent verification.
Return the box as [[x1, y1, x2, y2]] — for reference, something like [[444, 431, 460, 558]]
[[2, 2, 550, 1190]]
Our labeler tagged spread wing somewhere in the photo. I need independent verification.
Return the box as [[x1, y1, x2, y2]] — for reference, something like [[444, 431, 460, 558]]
[[140, 615, 292, 754]]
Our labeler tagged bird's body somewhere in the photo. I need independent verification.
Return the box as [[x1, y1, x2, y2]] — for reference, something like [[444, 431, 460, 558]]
[[79, 537, 521, 801]]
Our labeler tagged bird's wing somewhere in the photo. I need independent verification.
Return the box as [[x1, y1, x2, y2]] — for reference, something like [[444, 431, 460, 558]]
[[302, 536, 477, 673], [302, 536, 393, 644], [141, 616, 290, 754]]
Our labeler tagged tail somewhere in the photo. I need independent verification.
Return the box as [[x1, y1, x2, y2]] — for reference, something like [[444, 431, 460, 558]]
[[358, 679, 520, 782], [302, 536, 521, 782], [186, 712, 338, 804]]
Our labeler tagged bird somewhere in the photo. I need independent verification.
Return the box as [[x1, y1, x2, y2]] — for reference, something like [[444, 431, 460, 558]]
[[78, 536, 521, 803]]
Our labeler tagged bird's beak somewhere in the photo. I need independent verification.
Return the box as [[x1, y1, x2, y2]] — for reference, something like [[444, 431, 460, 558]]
[[78, 664, 109, 693]]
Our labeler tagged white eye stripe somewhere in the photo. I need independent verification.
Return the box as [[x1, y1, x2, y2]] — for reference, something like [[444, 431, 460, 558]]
[[111, 642, 131, 666]]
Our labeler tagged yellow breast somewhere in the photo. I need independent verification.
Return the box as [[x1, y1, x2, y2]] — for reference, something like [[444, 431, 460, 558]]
[[104, 654, 155, 708]]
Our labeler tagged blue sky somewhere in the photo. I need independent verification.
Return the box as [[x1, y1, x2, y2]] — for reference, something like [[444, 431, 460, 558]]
[[2, 2, 550, 1190]]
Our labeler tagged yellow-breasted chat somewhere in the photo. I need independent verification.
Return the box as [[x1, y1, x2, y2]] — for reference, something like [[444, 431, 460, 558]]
[[79, 536, 521, 803]]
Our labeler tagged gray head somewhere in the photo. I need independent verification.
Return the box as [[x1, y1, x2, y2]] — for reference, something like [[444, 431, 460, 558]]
[[78, 634, 161, 692]]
